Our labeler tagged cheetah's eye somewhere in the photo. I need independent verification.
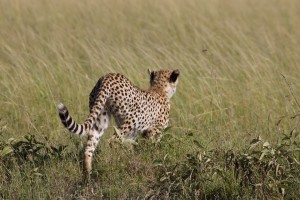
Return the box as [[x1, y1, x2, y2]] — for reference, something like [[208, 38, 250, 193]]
[[169, 69, 180, 83]]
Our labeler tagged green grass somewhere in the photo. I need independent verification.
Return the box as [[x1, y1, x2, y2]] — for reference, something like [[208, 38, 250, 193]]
[[0, 0, 300, 198]]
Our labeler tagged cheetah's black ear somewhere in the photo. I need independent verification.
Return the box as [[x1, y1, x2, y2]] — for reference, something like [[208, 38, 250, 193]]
[[169, 69, 180, 83], [148, 69, 156, 83]]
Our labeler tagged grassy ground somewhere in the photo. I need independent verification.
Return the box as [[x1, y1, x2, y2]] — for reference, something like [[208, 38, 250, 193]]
[[0, 0, 300, 199]]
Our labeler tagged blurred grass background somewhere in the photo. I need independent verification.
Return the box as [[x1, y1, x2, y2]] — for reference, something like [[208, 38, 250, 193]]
[[0, 0, 300, 198]]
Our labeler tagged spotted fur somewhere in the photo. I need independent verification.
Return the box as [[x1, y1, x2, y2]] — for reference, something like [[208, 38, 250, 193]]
[[57, 69, 180, 174]]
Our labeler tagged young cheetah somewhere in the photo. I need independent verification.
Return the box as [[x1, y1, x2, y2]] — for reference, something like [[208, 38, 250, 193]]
[[57, 69, 180, 174]]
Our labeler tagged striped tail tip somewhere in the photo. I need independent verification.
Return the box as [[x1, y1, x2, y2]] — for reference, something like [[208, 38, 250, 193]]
[[57, 103, 85, 136], [57, 103, 67, 112], [57, 103, 69, 126]]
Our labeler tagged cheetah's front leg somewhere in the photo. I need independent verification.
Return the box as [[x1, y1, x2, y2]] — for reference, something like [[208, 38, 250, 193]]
[[109, 120, 136, 146], [141, 127, 161, 138]]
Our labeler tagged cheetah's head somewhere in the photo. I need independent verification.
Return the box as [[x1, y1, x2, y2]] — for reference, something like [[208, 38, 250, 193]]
[[148, 69, 180, 99]]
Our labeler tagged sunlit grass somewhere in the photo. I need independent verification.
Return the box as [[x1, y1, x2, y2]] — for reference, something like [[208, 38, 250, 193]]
[[0, 0, 300, 198]]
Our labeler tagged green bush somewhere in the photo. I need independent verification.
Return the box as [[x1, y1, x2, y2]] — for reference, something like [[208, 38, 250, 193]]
[[147, 131, 300, 199], [0, 134, 67, 185]]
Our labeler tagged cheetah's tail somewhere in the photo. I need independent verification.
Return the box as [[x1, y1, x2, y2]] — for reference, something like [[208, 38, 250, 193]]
[[57, 103, 89, 136]]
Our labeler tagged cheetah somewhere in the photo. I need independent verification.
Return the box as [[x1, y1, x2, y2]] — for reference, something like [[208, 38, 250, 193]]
[[57, 69, 180, 174]]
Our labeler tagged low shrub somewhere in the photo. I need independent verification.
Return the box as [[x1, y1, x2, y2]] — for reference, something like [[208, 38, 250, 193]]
[[147, 131, 300, 199]]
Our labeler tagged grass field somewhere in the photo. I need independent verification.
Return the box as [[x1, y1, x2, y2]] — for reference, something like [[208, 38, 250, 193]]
[[0, 0, 300, 199]]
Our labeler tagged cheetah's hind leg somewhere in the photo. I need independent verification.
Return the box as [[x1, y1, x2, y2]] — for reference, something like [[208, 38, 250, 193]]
[[83, 109, 110, 178]]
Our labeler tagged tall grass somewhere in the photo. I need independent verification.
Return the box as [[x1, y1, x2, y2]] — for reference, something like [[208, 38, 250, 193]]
[[0, 0, 300, 198]]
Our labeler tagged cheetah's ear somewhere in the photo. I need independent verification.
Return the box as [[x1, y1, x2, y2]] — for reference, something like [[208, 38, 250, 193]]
[[169, 69, 180, 83], [148, 69, 156, 83]]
